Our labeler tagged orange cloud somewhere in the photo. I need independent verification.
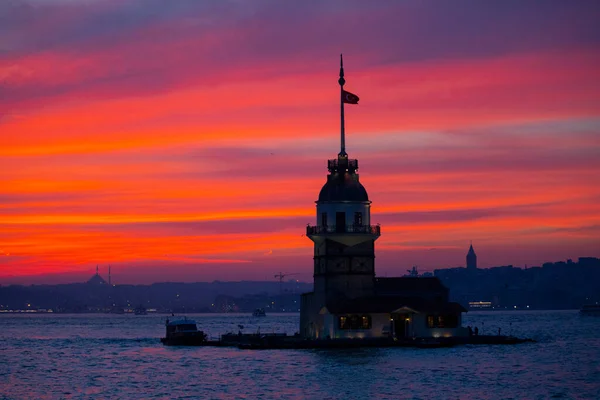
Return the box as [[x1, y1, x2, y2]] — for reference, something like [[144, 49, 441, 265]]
[[2, 1, 599, 283]]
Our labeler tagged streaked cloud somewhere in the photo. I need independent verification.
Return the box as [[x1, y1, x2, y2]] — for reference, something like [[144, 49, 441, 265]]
[[1, 1, 599, 283]]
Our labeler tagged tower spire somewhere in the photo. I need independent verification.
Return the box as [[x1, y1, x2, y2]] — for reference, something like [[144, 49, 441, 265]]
[[339, 54, 346, 157]]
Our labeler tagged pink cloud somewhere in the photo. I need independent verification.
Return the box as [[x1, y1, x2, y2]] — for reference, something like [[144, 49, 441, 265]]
[[1, 1, 600, 283]]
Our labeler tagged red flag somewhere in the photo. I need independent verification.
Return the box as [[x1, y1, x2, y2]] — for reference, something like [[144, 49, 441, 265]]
[[343, 90, 359, 104]]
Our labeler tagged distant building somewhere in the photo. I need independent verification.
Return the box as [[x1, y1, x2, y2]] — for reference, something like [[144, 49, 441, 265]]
[[87, 266, 107, 285], [468, 301, 492, 309], [299, 57, 467, 340], [579, 257, 600, 267], [467, 243, 477, 270]]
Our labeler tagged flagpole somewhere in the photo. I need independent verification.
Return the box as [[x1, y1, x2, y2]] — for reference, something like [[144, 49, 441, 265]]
[[339, 54, 346, 157]]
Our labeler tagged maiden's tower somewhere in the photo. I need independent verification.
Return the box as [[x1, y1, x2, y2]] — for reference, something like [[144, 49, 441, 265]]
[[299, 56, 467, 340]]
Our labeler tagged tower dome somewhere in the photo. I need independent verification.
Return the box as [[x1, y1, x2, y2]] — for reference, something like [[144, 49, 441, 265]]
[[318, 159, 369, 202]]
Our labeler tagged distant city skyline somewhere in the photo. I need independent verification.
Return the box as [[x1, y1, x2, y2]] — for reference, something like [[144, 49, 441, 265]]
[[2, 1, 599, 285]]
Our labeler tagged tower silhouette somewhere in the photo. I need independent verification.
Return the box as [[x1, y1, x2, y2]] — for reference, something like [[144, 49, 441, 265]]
[[300, 55, 380, 338], [467, 242, 477, 270]]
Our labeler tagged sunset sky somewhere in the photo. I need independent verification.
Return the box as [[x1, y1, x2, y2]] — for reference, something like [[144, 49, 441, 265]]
[[1, 1, 599, 284]]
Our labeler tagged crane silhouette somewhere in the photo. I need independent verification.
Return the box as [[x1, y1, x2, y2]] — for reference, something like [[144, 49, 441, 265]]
[[274, 272, 300, 294]]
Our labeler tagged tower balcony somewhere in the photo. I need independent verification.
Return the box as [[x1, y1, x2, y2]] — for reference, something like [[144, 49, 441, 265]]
[[306, 224, 380, 236]]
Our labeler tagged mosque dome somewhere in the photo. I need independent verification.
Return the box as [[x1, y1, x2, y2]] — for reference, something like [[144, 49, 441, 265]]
[[318, 172, 369, 202], [87, 274, 107, 285], [87, 266, 107, 285]]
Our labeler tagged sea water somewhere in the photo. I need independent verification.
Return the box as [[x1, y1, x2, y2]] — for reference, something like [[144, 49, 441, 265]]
[[1, 311, 599, 399]]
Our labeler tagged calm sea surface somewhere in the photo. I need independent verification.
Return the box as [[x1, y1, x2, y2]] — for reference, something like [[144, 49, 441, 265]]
[[1, 311, 599, 399]]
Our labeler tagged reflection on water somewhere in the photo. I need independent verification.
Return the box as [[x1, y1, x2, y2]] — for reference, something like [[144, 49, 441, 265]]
[[1, 311, 599, 399]]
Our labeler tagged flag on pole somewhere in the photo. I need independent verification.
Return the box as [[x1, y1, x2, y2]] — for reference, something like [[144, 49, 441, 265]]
[[343, 90, 359, 104]]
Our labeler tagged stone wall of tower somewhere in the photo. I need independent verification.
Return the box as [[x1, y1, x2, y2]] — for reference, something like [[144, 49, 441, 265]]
[[300, 292, 324, 338], [316, 202, 371, 227], [313, 237, 376, 301]]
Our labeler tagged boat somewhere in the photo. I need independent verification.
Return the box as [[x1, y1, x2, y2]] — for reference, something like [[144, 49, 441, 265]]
[[252, 308, 266, 317], [580, 304, 600, 316], [160, 317, 208, 346]]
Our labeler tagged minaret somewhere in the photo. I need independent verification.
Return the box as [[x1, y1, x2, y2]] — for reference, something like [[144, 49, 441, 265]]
[[108, 265, 111, 286], [467, 242, 477, 270], [306, 55, 380, 304]]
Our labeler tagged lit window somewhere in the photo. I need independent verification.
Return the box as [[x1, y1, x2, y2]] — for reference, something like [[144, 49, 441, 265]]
[[427, 315, 435, 328], [361, 316, 371, 329], [437, 316, 445, 328], [426, 314, 458, 328], [339, 315, 371, 330]]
